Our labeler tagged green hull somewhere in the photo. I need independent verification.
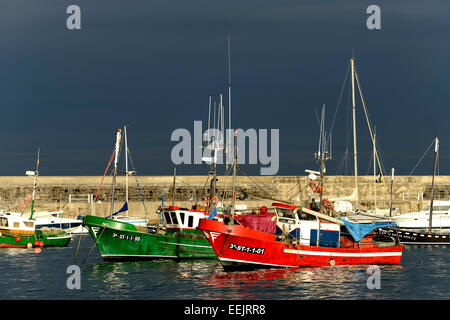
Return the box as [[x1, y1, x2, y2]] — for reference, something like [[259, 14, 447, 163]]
[[83, 215, 216, 260], [0, 230, 72, 248]]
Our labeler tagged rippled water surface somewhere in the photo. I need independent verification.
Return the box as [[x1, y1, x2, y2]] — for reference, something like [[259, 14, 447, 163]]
[[1, 235, 449, 300]]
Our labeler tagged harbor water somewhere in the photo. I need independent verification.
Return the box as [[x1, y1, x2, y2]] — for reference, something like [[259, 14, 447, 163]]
[[1, 235, 449, 300]]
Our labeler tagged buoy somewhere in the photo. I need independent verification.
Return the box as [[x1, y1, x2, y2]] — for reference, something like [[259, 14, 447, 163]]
[[15, 236, 21, 242], [34, 240, 40, 247], [260, 206, 268, 214], [39, 241, 44, 247], [34, 247, 42, 254], [0, 232, 3, 237], [26, 242, 33, 249], [329, 258, 336, 266]]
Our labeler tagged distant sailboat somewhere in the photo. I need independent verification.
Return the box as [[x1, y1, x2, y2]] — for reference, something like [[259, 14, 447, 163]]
[[377, 137, 450, 244]]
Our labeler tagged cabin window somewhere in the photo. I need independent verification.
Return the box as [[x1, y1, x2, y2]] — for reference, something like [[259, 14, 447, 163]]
[[297, 212, 317, 221], [279, 218, 295, 225], [13, 222, 20, 228], [179, 212, 185, 225], [170, 212, 178, 225], [0, 217, 7, 227], [163, 212, 172, 224], [276, 208, 293, 218], [24, 222, 34, 228], [188, 216, 194, 228]]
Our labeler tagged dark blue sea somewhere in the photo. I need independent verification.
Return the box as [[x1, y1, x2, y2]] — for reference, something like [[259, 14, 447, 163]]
[[1, 235, 449, 301]]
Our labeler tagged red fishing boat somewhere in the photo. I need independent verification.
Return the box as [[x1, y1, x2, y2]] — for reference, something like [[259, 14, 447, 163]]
[[197, 205, 404, 270], [199, 110, 404, 270]]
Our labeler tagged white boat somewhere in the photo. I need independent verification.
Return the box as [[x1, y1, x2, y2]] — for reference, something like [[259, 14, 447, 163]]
[[391, 200, 450, 230], [0, 211, 35, 235], [33, 210, 86, 233]]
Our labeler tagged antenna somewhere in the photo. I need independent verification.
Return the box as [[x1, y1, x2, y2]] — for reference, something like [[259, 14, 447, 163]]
[[207, 95, 211, 146]]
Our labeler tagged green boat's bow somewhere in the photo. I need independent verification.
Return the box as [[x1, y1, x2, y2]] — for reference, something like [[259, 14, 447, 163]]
[[82, 209, 215, 261]]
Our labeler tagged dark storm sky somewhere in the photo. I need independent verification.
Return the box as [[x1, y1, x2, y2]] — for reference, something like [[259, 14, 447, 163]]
[[0, 0, 449, 176]]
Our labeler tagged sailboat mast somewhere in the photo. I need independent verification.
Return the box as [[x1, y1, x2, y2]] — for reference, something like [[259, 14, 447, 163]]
[[110, 128, 122, 216], [374, 126, 377, 212], [124, 125, 129, 215], [389, 168, 395, 217], [207, 95, 211, 144], [227, 34, 232, 167], [230, 130, 237, 225], [350, 58, 359, 209], [428, 136, 439, 233], [30, 147, 40, 220], [172, 167, 177, 206]]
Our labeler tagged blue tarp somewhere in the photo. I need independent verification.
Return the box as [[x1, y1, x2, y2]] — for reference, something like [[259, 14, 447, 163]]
[[208, 207, 218, 220], [339, 218, 397, 242]]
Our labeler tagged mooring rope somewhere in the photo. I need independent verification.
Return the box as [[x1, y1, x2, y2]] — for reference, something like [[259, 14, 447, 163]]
[[82, 226, 106, 264]]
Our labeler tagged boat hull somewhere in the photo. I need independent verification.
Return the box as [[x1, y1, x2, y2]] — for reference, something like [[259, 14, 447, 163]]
[[376, 228, 450, 245], [198, 219, 403, 270], [0, 233, 72, 248], [83, 215, 216, 260]]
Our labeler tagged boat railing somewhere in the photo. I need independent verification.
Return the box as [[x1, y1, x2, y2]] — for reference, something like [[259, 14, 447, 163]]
[[279, 233, 395, 249]]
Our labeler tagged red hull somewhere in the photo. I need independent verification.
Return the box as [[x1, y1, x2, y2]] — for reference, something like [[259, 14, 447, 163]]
[[198, 219, 403, 269], [0, 244, 27, 248]]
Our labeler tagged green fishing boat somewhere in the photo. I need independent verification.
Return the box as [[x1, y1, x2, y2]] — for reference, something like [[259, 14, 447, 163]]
[[0, 148, 71, 249], [0, 213, 71, 248], [83, 207, 216, 260]]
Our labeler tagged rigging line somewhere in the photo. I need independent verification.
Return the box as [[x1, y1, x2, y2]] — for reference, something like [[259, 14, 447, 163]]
[[314, 107, 321, 127], [236, 165, 280, 201], [333, 86, 353, 175], [366, 148, 374, 175], [285, 179, 302, 202], [408, 138, 435, 176], [354, 69, 385, 176], [334, 150, 347, 175], [82, 226, 106, 264], [217, 166, 233, 202], [375, 139, 388, 177], [195, 173, 211, 205], [94, 150, 115, 201], [127, 148, 148, 217]]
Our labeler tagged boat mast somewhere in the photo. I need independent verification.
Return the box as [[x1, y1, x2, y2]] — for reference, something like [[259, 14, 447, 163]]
[[172, 167, 177, 206], [315, 106, 331, 213], [110, 128, 122, 217], [374, 126, 377, 212], [350, 58, 359, 209], [227, 33, 232, 170], [428, 136, 439, 233], [389, 168, 395, 217], [230, 130, 238, 225], [124, 125, 129, 217], [29, 147, 40, 220]]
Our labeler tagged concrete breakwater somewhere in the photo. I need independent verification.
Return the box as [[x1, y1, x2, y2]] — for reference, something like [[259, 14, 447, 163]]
[[1, 175, 449, 223]]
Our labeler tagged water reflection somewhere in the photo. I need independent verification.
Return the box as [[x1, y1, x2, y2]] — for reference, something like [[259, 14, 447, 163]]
[[2, 235, 450, 300], [199, 265, 375, 299]]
